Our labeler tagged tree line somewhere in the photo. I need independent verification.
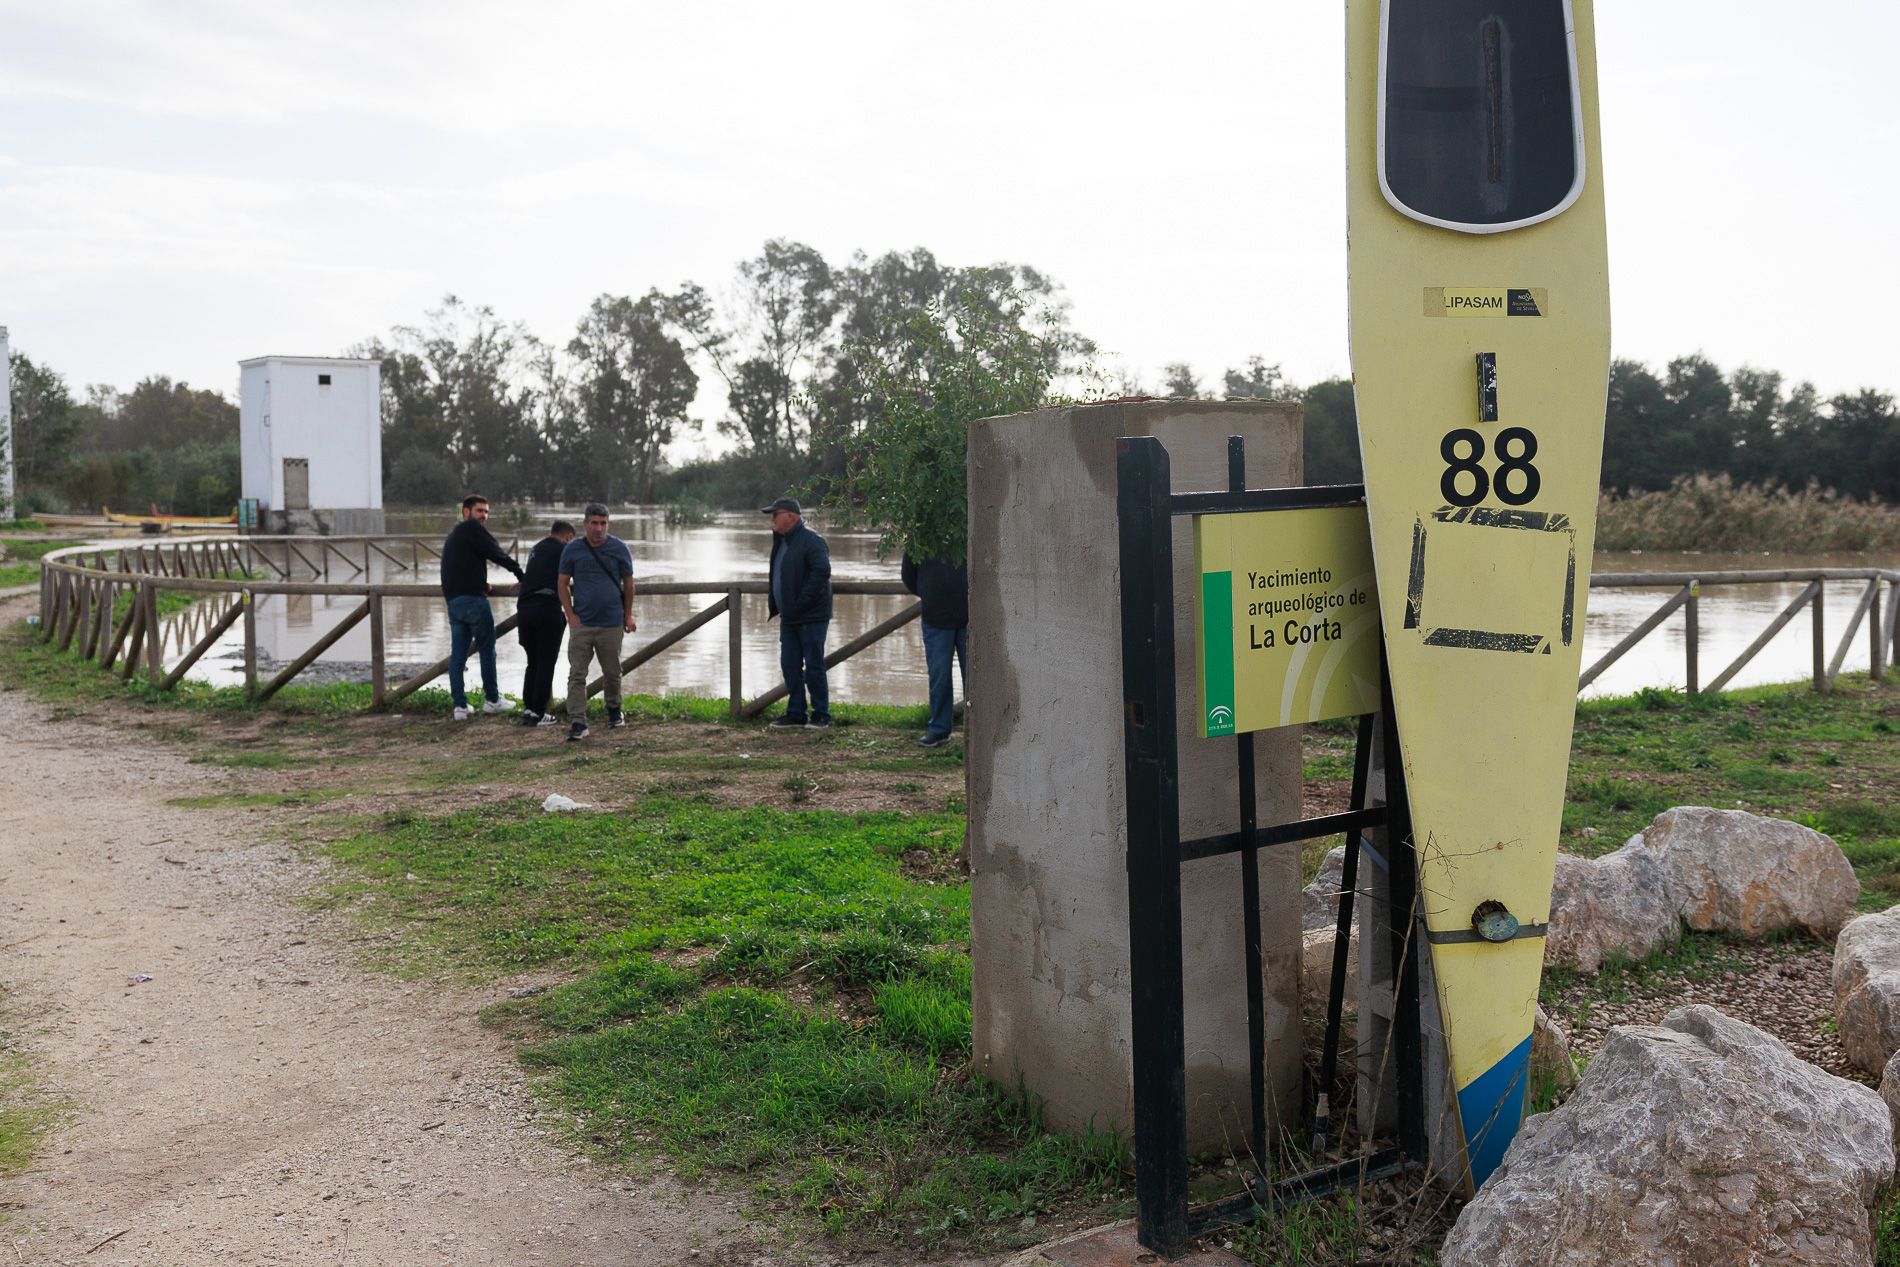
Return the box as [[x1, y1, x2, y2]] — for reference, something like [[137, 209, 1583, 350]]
[[361, 243, 1086, 512], [4, 367, 241, 516], [6, 240, 1898, 524], [1169, 354, 1900, 501]]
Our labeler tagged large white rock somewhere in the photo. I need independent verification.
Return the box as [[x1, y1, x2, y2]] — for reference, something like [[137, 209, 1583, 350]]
[[1545, 841, 1679, 973], [1833, 906, 1900, 1075], [1547, 808, 1858, 975], [1634, 806, 1858, 939], [1439, 1005, 1894, 1267]]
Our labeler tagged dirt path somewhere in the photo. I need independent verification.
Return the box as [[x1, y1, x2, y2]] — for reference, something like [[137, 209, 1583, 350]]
[[0, 667, 807, 1264]]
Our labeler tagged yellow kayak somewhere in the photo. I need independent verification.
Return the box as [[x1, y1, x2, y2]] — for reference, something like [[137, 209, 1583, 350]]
[[1346, 0, 1612, 1193]]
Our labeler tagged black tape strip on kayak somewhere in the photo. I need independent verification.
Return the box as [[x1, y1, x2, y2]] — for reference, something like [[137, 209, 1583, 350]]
[[1422, 628, 1547, 654], [1425, 923, 1550, 946]]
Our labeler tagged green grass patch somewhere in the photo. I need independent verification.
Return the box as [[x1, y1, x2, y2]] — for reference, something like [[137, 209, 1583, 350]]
[[325, 797, 1122, 1248], [0, 1007, 62, 1182], [188, 748, 307, 770], [1799, 801, 1900, 911], [1564, 676, 1899, 887], [0, 624, 460, 717], [106, 580, 249, 624], [1, 621, 938, 733], [522, 986, 1125, 1244], [325, 799, 970, 969], [0, 562, 36, 588], [0, 538, 67, 562], [1879, 1186, 1900, 1267]]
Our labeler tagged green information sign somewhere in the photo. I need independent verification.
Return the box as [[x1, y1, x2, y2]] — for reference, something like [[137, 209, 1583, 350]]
[[1192, 506, 1381, 736]]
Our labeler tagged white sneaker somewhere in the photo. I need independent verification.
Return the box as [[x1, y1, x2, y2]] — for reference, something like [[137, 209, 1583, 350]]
[[481, 697, 516, 715], [538, 713, 561, 727], [452, 706, 473, 721]]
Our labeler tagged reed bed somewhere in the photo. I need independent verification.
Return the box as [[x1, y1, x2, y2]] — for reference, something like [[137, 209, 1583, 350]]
[[1595, 475, 1900, 552]]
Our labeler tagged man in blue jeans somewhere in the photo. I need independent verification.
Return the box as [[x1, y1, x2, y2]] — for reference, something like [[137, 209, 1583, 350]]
[[901, 552, 968, 747], [763, 497, 832, 729], [439, 494, 523, 721]]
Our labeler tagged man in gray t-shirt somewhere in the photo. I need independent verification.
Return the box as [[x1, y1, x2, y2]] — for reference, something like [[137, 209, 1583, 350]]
[[556, 503, 636, 741]]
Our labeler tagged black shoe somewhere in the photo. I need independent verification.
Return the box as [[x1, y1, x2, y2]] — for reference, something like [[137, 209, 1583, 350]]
[[917, 732, 950, 748], [567, 721, 589, 742], [769, 715, 806, 729], [520, 710, 542, 728], [806, 715, 832, 729], [608, 708, 625, 729]]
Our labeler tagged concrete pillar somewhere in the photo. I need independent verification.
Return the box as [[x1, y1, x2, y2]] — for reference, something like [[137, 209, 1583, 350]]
[[1, 325, 13, 522], [967, 399, 1305, 1150]]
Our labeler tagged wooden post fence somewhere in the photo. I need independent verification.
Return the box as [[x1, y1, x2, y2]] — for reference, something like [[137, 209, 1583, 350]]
[[369, 589, 387, 708], [739, 601, 922, 718], [585, 595, 730, 700], [728, 586, 744, 715], [256, 601, 370, 702], [28, 543, 1900, 714]]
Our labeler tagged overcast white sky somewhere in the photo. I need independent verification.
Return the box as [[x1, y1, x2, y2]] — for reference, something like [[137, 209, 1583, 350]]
[[3, 1, 1896, 458]]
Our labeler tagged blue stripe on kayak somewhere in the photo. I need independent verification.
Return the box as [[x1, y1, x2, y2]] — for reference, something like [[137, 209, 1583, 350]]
[[1457, 1034, 1532, 1189]]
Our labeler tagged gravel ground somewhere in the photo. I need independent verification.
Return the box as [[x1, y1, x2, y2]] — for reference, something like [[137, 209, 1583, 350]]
[[1545, 938, 1859, 1083]]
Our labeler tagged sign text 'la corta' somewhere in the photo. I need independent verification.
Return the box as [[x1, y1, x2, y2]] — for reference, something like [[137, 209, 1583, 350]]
[[1193, 505, 1381, 736]]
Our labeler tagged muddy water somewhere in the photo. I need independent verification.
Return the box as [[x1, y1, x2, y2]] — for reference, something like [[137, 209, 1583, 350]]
[[168, 510, 926, 705], [1583, 551, 1890, 699], [150, 517, 1892, 706]]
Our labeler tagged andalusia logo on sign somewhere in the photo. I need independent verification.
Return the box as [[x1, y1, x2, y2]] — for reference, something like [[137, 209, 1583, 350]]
[[1198, 569, 1238, 736]]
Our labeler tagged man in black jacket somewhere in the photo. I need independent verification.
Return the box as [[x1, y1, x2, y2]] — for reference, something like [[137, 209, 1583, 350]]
[[763, 497, 832, 728], [514, 518, 575, 726], [901, 552, 968, 747], [440, 494, 523, 721]]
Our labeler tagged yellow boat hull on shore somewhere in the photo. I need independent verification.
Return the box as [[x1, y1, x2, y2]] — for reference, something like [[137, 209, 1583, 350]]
[[1346, 0, 1611, 1193]]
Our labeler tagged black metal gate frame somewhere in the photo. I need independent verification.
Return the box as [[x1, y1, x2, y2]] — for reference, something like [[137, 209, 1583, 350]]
[[1116, 435, 1427, 1255]]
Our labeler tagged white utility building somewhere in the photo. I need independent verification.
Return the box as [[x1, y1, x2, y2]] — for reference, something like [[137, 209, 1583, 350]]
[[239, 355, 383, 534]]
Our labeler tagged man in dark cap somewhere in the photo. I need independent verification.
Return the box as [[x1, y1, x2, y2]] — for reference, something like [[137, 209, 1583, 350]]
[[762, 497, 832, 729]]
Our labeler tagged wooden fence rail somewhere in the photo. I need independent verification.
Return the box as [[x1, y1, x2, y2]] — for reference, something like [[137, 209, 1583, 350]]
[[32, 540, 1900, 712], [35, 536, 914, 716], [1588, 568, 1900, 694]]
